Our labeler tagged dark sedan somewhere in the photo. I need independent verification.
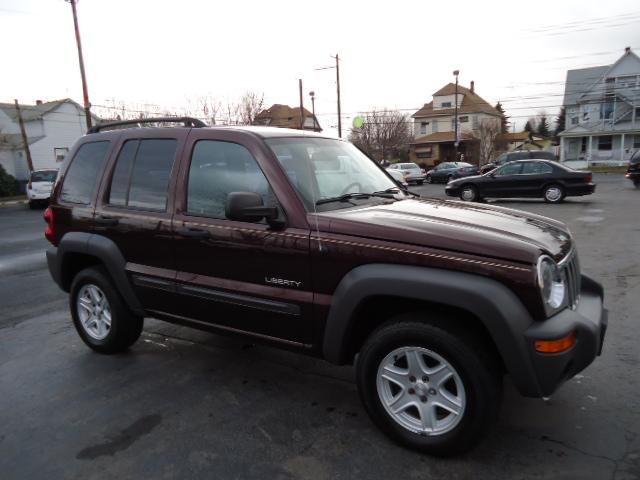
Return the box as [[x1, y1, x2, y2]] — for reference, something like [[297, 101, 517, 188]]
[[426, 162, 478, 184], [445, 160, 596, 203], [626, 150, 640, 188]]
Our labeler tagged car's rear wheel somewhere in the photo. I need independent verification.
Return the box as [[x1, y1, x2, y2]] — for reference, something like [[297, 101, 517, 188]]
[[70, 266, 143, 354], [357, 318, 502, 456], [543, 184, 564, 203], [459, 185, 478, 202], [446, 175, 453, 184]]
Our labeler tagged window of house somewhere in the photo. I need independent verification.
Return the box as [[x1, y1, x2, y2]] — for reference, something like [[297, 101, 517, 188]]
[[60, 141, 111, 204], [635, 107, 640, 121], [583, 112, 589, 121], [420, 122, 428, 134], [432, 121, 438, 133], [600, 95, 615, 120], [187, 140, 275, 219], [54, 147, 69, 162], [459, 116, 468, 123], [472, 116, 479, 129], [598, 136, 613, 151], [617, 75, 637, 89], [416, 149, 432, 158], [633, 135, 640, 149], [441, 102, 452, 108], [571, 117, 578, 125], [580, 137, 587, 153], [108, 139, 177, 211]]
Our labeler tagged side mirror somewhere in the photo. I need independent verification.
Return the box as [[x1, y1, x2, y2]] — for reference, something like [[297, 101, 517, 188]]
[[225, 192, 279, 224]]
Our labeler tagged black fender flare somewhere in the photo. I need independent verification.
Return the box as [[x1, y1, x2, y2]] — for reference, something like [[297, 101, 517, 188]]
[[322, 263, 541, 396], [48, 232, 144, 316]]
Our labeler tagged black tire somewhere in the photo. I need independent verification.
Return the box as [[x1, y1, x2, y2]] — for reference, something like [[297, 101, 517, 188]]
[[70, 266, 143, 354], [543, 184, 565, 203], [633, 178, 640, 189], [28, 200, 37, 210], [356, 318, 502, 456], [417, 180, 424, 185], [446, 175, 453, 184], [459, 184, 478, 202], [426, 175, 432, 184]]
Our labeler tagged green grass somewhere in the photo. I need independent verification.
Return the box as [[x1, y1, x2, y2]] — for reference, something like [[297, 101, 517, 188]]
[[585, 165, 628, 173], [0, 194, 27, 203]]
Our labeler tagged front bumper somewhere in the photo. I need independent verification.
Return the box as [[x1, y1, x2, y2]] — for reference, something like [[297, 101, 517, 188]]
[[444, 184, 460, 196], [523, 274, 607, 396]]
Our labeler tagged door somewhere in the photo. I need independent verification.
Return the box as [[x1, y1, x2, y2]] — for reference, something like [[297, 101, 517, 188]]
[[482, 162, 524, 197], [172, 133, 312, 345], [94, 130, 187, 313], [518, 161, 554, 197]]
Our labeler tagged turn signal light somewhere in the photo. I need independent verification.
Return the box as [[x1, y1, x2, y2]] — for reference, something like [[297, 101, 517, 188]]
[[534, 332, 577, 353]]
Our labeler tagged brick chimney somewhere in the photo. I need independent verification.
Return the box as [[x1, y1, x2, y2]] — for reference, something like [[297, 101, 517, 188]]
[[470, 81, 475, 93], [35, 100, 43, 105], [625, 46, 631, 54]]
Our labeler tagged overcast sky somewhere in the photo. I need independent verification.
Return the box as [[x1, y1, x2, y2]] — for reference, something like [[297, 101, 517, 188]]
[[1, 0, 638, 135]]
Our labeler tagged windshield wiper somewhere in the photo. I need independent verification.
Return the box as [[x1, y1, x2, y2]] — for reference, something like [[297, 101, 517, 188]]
[[315, 191, 396, 206], [374, 186, 420, 198]]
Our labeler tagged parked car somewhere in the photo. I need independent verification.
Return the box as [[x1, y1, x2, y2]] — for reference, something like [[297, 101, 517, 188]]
[[45, 118, 606, 456], [425, 162, 477, 184], [445, 159, 595, 203], [480, 150, 556, 174], [27, 169, 58, 209], [386, 168, 409, 188], [387, 162, 426, 184], [625, 150, 640, 188]]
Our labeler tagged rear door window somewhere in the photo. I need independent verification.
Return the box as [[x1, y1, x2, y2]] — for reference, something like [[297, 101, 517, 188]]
[[60, 141, 111, 204], [108, 139, 177, 211], [522, 162, 553, 174]]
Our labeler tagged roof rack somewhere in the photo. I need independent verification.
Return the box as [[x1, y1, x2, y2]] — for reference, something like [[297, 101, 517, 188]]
[[88, 116, 207, 134]]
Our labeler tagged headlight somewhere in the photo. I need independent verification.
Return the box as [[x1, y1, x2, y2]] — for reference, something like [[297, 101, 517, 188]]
[[537, 255, 566, 312]]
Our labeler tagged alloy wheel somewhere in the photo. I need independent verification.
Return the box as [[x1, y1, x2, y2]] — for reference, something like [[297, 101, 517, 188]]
[[76, 284, 112, 340], [376, 347, 466, 435]]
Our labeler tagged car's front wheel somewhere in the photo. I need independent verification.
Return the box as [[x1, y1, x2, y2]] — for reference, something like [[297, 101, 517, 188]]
[[543, 184, 564, 203], [459, 185, 478, 202], [70, 266, 143, 354], [357, 318, 502, 456], [426, 175, 432, 184]]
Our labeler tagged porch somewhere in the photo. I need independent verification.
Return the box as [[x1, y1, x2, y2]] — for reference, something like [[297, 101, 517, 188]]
[[560, 133, 639, 166]]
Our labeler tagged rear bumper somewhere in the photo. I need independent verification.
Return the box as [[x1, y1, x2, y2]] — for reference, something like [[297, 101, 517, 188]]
[[406, 174, 426, 182], [27, 191, 52, 201], [566, 183, 596, 196], [523, 274, 607, 396]]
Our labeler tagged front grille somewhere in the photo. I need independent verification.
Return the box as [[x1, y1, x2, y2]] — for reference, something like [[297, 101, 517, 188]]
[[561, 251, 581, 310]]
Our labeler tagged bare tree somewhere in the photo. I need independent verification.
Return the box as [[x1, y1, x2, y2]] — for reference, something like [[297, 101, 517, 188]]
[[348, 108, 412, 162], [474, 118, 501, 165], [237, 91, 265, 125]]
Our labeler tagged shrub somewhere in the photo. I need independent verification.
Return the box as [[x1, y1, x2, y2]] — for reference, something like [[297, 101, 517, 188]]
[[0, 165, 21, 197]]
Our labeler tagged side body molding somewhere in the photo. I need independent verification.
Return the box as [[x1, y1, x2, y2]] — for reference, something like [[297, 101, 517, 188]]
[[48, 232, 144, 315], [322, 264, 542, 396]]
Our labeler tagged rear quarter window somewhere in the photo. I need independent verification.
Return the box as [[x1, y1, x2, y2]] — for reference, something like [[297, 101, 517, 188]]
[[60, 141, 111, 204]]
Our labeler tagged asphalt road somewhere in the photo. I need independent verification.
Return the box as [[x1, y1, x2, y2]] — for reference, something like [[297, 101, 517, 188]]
[[1, 174, 639, 479]]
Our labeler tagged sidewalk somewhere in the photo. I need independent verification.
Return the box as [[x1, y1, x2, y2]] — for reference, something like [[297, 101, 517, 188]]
[[0, 195, 28, 207]]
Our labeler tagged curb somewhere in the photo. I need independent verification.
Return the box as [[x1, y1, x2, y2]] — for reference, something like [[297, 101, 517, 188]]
[[0, 199, 28, 208]]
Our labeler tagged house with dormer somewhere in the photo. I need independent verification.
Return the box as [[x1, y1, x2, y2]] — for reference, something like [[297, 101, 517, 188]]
[[410, 81, 503, 166], [559, 47, 640, 166]]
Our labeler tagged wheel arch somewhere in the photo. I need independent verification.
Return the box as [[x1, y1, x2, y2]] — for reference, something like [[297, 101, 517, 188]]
[[54, 232, 144, 315], [322, 264, 542, 396]]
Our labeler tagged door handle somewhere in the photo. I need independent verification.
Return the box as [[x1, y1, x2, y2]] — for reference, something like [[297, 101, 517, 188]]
[[176, 227, 211, 239], [94, 215, 119, 226]]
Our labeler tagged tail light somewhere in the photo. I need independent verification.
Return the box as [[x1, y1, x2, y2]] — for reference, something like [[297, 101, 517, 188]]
[[584, 173, 592, 183], [28, 180, 32, 190], [43, 207, 56, 245]]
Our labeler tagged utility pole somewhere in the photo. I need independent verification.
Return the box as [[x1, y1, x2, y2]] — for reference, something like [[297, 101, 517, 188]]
[[14, 100, 34, 172], [453, 70, 460, 161], [66, 0, 92, 131], [334, 54, 342, 138], [298, 79, 304, 130], [314, 53, 342, 137]]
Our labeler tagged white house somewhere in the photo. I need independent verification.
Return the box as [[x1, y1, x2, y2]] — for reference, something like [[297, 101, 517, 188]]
[[559, 47, 640, 167], [0, 98, 98, 180], [410, 81, 503, 165]]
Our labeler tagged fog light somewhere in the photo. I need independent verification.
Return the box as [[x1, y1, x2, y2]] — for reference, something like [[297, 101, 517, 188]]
[[534, 332, 577, 353]]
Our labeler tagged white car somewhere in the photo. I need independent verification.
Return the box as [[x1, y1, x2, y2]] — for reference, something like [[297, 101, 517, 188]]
[[387, 162, 426, 185], [386, 168, 409, 188], [27, 169, 58, 209]]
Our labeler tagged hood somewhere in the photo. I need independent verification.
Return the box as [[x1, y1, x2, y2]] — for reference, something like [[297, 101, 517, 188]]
[[319, 198, 572, 264]]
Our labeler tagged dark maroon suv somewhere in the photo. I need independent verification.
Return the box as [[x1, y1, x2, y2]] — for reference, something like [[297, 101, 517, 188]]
[[45, 118, 607, 456]]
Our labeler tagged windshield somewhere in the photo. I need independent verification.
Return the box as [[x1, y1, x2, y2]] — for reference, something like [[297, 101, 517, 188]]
[[266, 137, 399, 211], [31, 170, 57, 182]]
